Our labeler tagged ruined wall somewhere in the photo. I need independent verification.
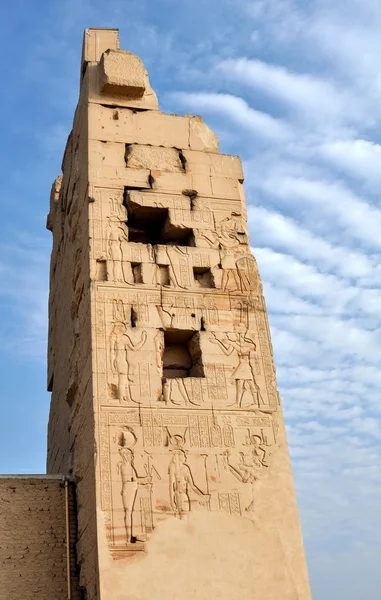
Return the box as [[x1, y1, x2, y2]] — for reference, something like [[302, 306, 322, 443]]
[[0, 477, 81, 600], [47, 28, 311, 600]]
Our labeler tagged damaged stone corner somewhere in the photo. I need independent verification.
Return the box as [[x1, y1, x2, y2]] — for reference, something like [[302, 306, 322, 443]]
[[99, 49, 146, 99]]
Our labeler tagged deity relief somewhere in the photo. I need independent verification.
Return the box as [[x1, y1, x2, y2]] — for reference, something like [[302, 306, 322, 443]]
[[236, 255, 261, 294], [116, 428, 153, 544], [167, 431, 210, 519], [106, 217, 130, 283], [209, 331, 267, 408], [110, 323, 147, 403], [101, 410, 277, 554], [218, 214, 248, 291], [221, 437, 268, 513]]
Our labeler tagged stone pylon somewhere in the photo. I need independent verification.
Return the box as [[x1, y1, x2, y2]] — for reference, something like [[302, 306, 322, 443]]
[[46, 28, 311, 600]]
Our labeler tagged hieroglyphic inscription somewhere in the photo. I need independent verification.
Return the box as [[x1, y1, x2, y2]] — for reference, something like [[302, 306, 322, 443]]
[[223, 424, 235, 447], [99, 412, 112, 512]]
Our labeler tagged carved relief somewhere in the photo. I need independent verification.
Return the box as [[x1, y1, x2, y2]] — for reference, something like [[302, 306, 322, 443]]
[[99, 408, 277, 554], [89, 178, 281, 560], [109, 195, 127, 221], [153, 246, 191, 289], [218, 215, 249, 291], [106, 218, 129, 282], [221, 438, 268, 513], [167, 430, 210, 519], [115, 427, 160, 545], [210, 331, 267, 409], [109, 323, 147, 403], [236, 255, 262, 294], [218, 214, 248, 248]]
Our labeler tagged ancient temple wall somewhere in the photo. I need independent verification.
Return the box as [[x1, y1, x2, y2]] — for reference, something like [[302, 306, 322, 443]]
[[47, 28, 312, 600]]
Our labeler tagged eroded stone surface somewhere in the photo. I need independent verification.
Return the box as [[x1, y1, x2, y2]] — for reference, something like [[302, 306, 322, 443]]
[[99, 50, 146, 98], [46, 27, 312, 600]]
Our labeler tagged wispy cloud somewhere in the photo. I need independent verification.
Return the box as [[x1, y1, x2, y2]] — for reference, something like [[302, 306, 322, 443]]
[[173, 91, 291, 141]]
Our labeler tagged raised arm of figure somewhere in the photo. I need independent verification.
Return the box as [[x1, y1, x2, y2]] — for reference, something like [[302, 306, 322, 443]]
[[209, 333, 234, 356], [125, 330, 147, 351]]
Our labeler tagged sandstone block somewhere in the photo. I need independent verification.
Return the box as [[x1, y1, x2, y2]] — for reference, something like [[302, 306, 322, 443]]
[[182, 149, 244, 179], [89, 105, 220, 152], [82, 28, 119, 68], [125, 145, 183, 172], [189, 116, 219, 152], [99, 50, 146, 99], [89, 104, 189, 148]]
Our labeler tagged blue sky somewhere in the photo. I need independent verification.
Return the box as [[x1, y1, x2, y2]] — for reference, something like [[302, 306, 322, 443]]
[[1, 0, 381, 597]]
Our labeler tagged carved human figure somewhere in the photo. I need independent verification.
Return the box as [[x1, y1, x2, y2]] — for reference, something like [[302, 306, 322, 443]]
[[166, 430, 209, 518], [222, 445, 267, 513], [117, 447, 152, 543], [236, 255, 261, 294], [244, 429, 269, 452], [194, 229, 219, 248], [219, 215, 247, 247], [210, 331, 265, 408], [107, 218, 128, 282], [168, 449, 209, 519], [218, 215, 248, 291], [156, 246, 192, 288], [162, 378, 191, 405], [110, 323, 147, 403]]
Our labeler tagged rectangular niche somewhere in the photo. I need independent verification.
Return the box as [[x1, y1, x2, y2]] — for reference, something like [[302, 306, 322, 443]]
[[125, 196, 194, 246], [157, 264, 170, 286], [131, 262, 143, 283], [162, 330, 205, 379], [193, 266, 214, 288]]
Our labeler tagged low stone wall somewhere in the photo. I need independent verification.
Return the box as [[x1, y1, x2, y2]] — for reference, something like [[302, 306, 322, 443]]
[[0, 476, 81, 600]]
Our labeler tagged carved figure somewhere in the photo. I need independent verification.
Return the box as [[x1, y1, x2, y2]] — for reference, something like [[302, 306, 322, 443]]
[[168, 450, 209, 518], [218, 215, 247, 248], [194, 229, 219, 248], [110, 323, 147, 403], [210, 331, 266, 408], [166, 429, 210, 518], [222, 444, 267, 513], [162, 378, 192, 405], [244, 429, 269, 452], [167, 247, 190, 288], [236, 255, 261, 293], [106, 218, 128, 282], [117, 447, 152, 543], [219, 215, 248, 291]]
